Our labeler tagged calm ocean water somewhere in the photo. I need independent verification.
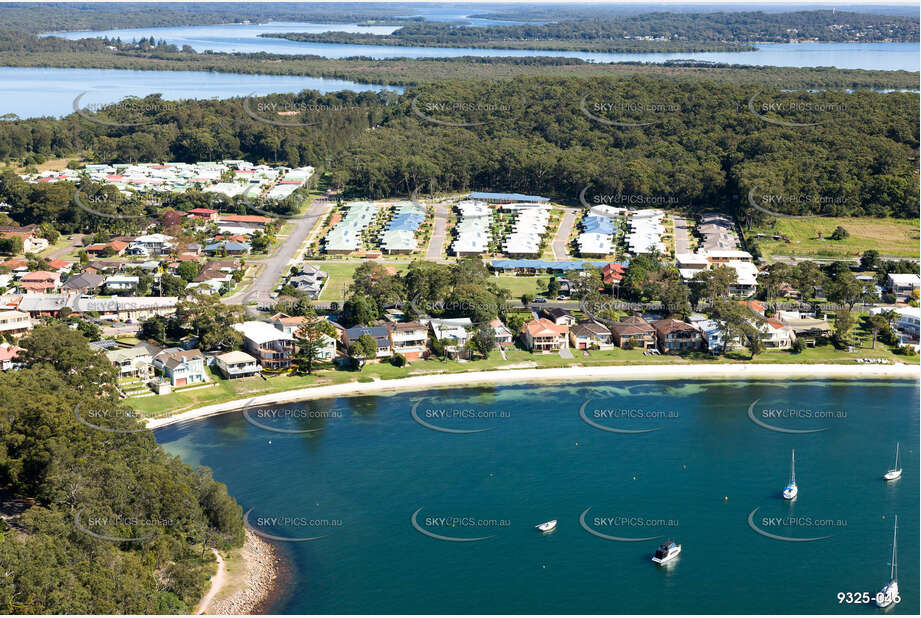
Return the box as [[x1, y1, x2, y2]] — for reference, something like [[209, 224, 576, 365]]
[[156, 379, 919, 614]]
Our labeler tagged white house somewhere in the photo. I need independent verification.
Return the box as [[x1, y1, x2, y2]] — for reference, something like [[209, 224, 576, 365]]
[[887, 274, 921, 301], [153, 348, 207, 386]]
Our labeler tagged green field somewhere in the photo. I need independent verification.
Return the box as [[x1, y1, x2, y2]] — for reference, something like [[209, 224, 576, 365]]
[[490, 275, 550, 298], [313, 261, 410, 301], [750, 217, 920, 259]]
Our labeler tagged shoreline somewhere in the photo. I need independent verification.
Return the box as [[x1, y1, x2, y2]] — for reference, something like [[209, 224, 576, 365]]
[[147, 362, 919, 430], [205, 530, 282, 615]]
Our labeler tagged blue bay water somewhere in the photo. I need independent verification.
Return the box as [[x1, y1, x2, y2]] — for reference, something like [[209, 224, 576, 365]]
[[156, 379, 919, 614], [0, 67, 401, 119]]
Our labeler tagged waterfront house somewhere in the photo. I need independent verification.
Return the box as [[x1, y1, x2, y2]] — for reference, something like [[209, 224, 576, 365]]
[[233, 321, 295, 370], [427, 318, 473, 356], [609, 316, 656, 349], [521, 318, 569, 352], [489, 318, 515, 347], [387, 321, 430, 360], [759, 319, 796, 350], [153, 348, 207, 386], [570, 321, 614, 350], [342, 324, 392, 358], [653, 319, 702, 354], [213, 350, 261, 379], [105, 342, 162, 378]]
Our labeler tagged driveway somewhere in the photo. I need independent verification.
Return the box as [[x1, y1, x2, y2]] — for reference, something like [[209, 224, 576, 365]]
[[559, 345, 574, 359], [426, 203, 450, 260], [225, 195, 332, 309], [552, 208, 579, 260], [673, 216, 692, 255]]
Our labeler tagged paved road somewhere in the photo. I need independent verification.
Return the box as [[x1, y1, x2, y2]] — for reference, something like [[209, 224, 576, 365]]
[[552, 208, 579, 260], [673, 216, 691, 255], [46, 234, 86, 260], [225, 196, 332, 309], [426, 203, 450, 259]]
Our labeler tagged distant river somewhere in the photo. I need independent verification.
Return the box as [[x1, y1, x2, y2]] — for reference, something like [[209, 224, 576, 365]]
[[156, 379, 919, 614], [0, 67, 401, 119], [46, 21, 921, 70]]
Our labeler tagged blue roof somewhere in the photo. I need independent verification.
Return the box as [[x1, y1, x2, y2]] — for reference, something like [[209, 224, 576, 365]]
[[489, 259, 626, 271], [581, 216, 617, 234], [387, 213, 425, 231], [205, 241, 250, 251], [470, 192, 550, 202]]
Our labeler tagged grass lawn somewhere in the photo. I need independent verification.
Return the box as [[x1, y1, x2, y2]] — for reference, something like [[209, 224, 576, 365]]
[[751, 217, 920, 259], [312, 261, 410, 301], [490, 275, 550, 298]]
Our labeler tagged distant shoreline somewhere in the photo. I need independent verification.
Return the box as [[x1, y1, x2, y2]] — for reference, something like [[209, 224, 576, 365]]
[[147, 362, 920, 430]]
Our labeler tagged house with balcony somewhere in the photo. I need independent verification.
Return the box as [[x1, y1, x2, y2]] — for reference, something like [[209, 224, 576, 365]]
[[105, 342, 162, 378], [653, 319, 702, 353], [126, 233, 176, 256], [19, 271, 60, 294], [0, 310, 32, 338], [609, 316, 656, 349], [570, 321, 614, 350], [214, 350, 261, 379], [489, 318, 515, 347], [387, 321, 430, 360], [153, 348, 207, 386], [427, 318, 474, 357], [342, 324, 392, 358], [759, 319, 796, 349], [521, 318, 569, 352], [233, 321, 295, 370]]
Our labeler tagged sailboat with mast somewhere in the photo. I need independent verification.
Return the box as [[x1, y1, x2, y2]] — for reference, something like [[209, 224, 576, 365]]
[[876, 515, 899, 608], [782, 449, 798, 500], [883, 442, 902, 481]]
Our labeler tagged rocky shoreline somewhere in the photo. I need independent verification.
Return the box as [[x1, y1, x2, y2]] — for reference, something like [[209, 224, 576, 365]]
[[209, 530, 282, 615]]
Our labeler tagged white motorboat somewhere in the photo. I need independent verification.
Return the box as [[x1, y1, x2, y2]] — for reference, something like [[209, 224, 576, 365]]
[[884, 442, 902, 481], [536, 520, 557, 533], [782, 449, 798, 500], [652, 541, 681, 564], [876, 515, 899, 608]]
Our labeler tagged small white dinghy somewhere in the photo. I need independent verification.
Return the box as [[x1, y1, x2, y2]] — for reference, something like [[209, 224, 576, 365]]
[[536, 520, 557, 533], [884, 442, 902, 481]]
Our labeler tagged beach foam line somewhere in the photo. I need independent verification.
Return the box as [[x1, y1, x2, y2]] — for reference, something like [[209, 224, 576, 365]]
[[146, 362, 920, 430]]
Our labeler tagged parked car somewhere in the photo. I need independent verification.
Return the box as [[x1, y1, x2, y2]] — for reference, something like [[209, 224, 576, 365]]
[[534, 296, 548, 303]]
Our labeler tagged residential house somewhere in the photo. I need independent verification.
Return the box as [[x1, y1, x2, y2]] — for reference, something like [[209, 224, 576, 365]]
[[270, 314, 338, 360], [105, 342, 162, 378], [489, 318, 515, 347], [759, 318, 796, 349], [653, 319, 702, 353], [521, 318, 569, 352], [387, 321, 430, 360], [126, 233, 175, 256], [104, 275, 140, 293], [214, 350, 261, 379], [187, 208, 219, 221], [609, 316, 656, 349], [894, 307, 921, 339], [887, 274, 921, 301], [62, 272, 106, 294], [234, 321, 295, 370], [19, 271, 60, 294], [540, 307, 576, 326], [204, 240, 251, 256], [602, 263, 626, 288], [0, 342, 23, 371], [0, 225, 48, 254], [570, 321, 614, 350], [153, 348, 207, 386], [85, 240, 129, 257], [217, 214, 271, 236], [427, 318, 473, 356], [688, 317, 736, 353], [342, 324, 392, 358], [0, 310, 32, 338]]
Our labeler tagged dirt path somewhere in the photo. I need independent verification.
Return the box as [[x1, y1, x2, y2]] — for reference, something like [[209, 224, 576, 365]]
[[197, 548, 226, 615]]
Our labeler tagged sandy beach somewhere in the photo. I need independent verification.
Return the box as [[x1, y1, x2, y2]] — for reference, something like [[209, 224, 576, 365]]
[[147, 362, 919, 430]]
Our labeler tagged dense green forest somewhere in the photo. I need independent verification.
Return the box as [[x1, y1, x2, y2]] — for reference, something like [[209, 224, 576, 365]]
[[267, 11, 919, 51], [0, 325, 244, 613], [0, 78, 916, 225]]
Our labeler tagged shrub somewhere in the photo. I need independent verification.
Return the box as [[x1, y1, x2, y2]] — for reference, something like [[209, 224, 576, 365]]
[[390, 353, 407, 367]]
